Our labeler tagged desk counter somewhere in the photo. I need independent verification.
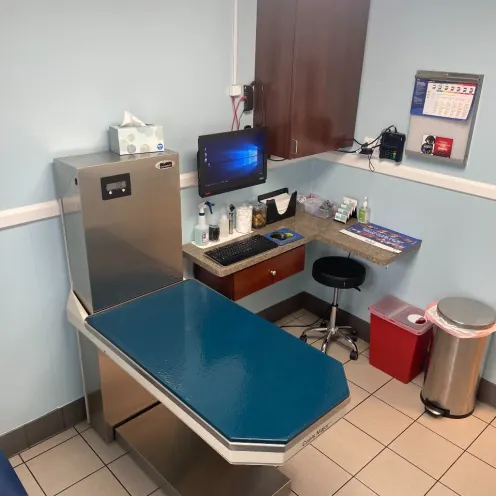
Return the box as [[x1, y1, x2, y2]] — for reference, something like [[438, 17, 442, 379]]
[[183, 212, 421, 278]]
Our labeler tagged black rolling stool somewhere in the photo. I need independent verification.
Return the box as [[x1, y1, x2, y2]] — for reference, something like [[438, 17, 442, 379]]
[[300, 256, 366, 360]]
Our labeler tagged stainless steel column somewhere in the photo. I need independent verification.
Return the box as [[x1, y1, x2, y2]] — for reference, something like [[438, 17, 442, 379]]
[[116, 403, 291, 496]]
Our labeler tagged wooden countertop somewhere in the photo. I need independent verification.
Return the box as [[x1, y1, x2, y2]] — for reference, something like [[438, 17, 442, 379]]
[[182, 212, 421, 277]]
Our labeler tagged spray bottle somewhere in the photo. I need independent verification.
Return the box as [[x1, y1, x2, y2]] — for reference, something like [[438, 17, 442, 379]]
[[194, 203, 210, 246], [205, 201, 219, 242]]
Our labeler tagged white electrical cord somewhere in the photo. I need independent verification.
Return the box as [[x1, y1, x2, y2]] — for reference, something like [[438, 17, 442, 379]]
[[232, 0, 238, 86]]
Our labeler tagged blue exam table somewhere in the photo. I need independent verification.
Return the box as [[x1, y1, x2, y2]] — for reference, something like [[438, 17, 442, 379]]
[[0, 451, 26, 496], [83, 279, 349, 466]]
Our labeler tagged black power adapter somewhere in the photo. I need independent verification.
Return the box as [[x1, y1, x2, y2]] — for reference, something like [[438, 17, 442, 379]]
[[243, 84, 254, 112]]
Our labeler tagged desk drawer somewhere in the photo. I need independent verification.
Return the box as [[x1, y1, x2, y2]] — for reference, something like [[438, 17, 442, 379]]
[[232, 246, 305, 300]]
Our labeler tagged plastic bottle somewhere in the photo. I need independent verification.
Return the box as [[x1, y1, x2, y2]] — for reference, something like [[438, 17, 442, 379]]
[[205, 201, 219, 242], [219, 212, 229, 239], [194, 203, 209, 246], [358, 197, 370, 224]]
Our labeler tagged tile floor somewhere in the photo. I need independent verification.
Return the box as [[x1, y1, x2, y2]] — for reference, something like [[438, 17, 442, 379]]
[[8, 309, 496, 496]]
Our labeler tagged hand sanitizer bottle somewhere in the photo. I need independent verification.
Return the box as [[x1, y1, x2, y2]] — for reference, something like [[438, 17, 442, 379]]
[[194, 203, 209, 246], [358, 197, 370, 223]]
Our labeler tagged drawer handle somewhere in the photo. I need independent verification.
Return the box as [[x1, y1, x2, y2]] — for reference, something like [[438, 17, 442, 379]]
[[270, 270, 277, 276]]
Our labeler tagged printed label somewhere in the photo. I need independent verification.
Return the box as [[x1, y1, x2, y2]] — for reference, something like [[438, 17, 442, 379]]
[[155, 160, 175, 170], [157, 143, 164, 151], [301, 421, 333, 447]]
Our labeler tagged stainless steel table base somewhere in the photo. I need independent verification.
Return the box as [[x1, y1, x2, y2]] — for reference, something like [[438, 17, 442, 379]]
[[116, 405, 291, 496]]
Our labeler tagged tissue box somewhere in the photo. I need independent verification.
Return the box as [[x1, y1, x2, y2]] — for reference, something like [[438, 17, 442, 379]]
[[109, 125, 165, 155]]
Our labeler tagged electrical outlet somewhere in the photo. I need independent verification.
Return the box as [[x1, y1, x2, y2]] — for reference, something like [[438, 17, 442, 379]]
[[364, 136, 380, 158], [229, 84, 242, 97]]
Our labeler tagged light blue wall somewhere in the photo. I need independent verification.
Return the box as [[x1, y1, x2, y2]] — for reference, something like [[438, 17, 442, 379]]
[[0, 219, 81, 435], [0, 0, 259, 436], [0, 0, 256, 212], [303, 0, 496, 381], [356, 0, 496, 183]]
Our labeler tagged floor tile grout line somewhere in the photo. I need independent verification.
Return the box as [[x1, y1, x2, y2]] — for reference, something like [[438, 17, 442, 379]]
[[348, 389, 416, 426], [20, 430, 79, 464], [437, 481, 462, 496], [330, 476, 353, 496], [371, 388, 425, 422], [433, 421, 491, 484], [78, 431, 132, 495], [416, 416, 485, 451], [105, 451, 128, 466], [342, 416, 392, 448], [23, 462, 47, 496], [331, 476, 381, 496], [52, 466, 109, 496], [311, 443, 355, 479], [341, 418, 386, 447], [386, 441, 444, 482], [348, 477, 381, 496], [353, 445, 387, 484]]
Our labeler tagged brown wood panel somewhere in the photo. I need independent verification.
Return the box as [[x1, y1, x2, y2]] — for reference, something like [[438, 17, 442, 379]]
[[254, 0, 297, 158], [232, 246, 305, 301], [290, 0, 370, 158], [194, 264, 234, 299]]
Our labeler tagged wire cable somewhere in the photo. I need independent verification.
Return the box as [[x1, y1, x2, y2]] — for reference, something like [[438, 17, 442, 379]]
[[231, 96, 237, 131], [338, 125, 398, 172], [237, 110, 245, 130]]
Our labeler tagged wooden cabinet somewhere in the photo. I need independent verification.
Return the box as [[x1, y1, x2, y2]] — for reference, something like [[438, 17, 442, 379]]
[[194, 246, 305, 301], [254, 0, 370, 159]]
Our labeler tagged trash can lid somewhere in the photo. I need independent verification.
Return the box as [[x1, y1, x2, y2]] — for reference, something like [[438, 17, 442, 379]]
[[437, 298, 496, 331]]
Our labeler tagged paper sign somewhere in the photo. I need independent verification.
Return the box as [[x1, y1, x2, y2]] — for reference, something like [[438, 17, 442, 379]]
[[411, 79, 476, 121], [421, 135, 454, 158]]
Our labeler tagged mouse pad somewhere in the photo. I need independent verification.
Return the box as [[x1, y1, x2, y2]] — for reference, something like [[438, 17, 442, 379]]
[[263, 228, 304, 246]]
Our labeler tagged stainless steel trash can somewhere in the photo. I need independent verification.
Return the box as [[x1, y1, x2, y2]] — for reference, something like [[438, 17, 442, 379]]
[[421, 297, 496, 419]]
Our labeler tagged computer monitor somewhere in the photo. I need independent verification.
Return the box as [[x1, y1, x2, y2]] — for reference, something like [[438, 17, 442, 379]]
[[197, 128, 267, 198]]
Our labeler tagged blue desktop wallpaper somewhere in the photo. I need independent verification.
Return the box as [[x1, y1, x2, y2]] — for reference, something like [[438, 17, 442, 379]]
[[202, 131, 265, 187]]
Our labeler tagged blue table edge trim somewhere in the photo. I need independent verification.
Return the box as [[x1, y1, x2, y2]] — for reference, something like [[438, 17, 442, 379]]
[[83, 320, 349, 451]]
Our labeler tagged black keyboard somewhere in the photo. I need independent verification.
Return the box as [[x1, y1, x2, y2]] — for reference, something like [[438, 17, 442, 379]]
[[205, 235, 278, 267]]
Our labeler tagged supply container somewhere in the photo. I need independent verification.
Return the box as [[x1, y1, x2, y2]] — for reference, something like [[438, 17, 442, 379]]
[[252, 202, 268, 229], [421, 297, 496, 418], [236, 204, 253, 234], [369, 296, 433, 384], [303, 197, 323, 217]]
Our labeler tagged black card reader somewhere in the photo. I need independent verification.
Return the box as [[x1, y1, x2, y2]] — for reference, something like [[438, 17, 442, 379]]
[[379, 132, 406, 163]]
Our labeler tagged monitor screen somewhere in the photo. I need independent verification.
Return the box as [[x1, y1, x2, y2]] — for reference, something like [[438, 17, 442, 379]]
[[197, 128, 267, 198]]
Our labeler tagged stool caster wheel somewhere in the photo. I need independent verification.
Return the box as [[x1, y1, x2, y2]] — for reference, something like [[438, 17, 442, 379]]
[[350, 335, 358, 343], [350, 350, 359, 361], [300, 335, 308, 343]]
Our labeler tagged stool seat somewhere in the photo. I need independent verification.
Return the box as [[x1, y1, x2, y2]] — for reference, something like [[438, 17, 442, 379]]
[[312, 257, 366, 289]]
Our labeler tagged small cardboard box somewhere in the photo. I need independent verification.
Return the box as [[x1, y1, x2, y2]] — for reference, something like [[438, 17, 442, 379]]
[[109, 125, 165, 155]]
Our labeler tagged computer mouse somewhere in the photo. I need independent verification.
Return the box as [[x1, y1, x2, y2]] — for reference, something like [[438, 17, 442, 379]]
[[270, 231, 287, 240]]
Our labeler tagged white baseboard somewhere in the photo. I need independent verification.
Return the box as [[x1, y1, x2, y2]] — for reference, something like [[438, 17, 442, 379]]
[[2, 153, 495, 231]]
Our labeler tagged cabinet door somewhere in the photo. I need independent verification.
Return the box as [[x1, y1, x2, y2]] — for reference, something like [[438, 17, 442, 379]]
[[254, 0, 298, 158], [290, 0, 370, 158]]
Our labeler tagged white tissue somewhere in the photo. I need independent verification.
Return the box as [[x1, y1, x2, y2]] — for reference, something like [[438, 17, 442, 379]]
[[120, 110, 146, 128], [261, 193, 291, 215]]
